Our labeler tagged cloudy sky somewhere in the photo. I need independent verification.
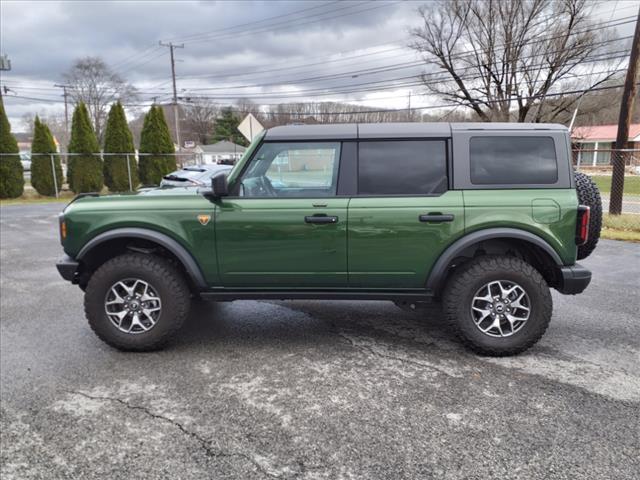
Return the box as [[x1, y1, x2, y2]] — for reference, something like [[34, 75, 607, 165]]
[[1, 0, 639, 131]]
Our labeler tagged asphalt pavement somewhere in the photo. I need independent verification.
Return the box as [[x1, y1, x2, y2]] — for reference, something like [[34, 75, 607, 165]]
[[1, 203, 639, 480]]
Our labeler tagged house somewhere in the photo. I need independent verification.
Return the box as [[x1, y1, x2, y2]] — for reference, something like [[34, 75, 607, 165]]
[[571, 124, 640, 167], [194, 141, 246, 164]]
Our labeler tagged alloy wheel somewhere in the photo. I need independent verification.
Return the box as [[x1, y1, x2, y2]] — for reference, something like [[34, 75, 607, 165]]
[[104, 278, 162, 334], [470, 280, 531, 337]]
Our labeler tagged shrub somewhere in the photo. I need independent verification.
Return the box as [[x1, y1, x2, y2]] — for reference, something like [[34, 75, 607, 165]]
[[68, 102, 102, 193], [138, 106, 176, 185], [103, 101, 137, 191], [30, 116, 63, 196], [0, 97, 25, 198]]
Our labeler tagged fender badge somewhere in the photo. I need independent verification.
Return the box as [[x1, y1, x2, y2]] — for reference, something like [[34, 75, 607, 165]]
[[197, 214, 211, 226]]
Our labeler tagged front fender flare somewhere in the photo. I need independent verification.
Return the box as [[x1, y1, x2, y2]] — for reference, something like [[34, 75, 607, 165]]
[[426, 228, 564, 293], [76, 227, 207, 289]]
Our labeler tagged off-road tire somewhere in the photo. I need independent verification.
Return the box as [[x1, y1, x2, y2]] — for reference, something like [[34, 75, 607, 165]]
[[443, 255, 552, 356], [84, 253, 190, 351], [574, 171, 602, 260]]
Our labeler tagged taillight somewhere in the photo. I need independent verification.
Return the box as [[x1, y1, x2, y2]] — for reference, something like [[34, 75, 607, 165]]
[[59, 214, 67, 244], [576, 206, 590, 245]]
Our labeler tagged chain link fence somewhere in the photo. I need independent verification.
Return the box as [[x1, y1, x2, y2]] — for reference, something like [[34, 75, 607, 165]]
[[572, 148, 640, 215], [2, 152, 211, 198]]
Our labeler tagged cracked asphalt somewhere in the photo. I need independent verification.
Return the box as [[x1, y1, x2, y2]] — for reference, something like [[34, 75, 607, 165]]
[[1, 203, 639, 479]]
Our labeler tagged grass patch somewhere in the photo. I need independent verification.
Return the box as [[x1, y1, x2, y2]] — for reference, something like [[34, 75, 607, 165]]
[[0, 191, 75, 206], [603, 213, 640, 231], [601, 229, 640, 242], [601, 213, 640, 242], [590, 175, 640, 195]]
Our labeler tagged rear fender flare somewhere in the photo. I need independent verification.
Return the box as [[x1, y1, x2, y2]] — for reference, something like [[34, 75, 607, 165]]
[[426, 228, 563, 293]]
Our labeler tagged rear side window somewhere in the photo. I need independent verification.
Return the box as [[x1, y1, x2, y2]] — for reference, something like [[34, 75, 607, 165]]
[[470, 136, 558, 185], [358, 140, 447, 195]]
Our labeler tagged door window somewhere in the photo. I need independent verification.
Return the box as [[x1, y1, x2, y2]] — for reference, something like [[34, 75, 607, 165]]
[[358, 140, 448, 195], [239, 142, 341, 197]]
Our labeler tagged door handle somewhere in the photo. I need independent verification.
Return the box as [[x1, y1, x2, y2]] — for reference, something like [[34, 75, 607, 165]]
[[419, 213, 454, 223], [305, 214, 338, 224]]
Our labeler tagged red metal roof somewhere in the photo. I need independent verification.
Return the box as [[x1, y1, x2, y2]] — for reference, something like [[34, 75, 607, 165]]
[[571, 124, 640, 141]]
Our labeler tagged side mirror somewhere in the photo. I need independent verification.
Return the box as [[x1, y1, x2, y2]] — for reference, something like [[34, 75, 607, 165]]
[[210, 172, 229, 198]]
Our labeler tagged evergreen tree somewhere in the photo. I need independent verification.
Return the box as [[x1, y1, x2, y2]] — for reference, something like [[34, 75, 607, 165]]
[[211, 108, 248, 147], [30, 116, 63, 196], [68, 102, 102, 193], [0, 96, 25, 199], [103, 101, 138, 191], [138, 105, 175, 185]]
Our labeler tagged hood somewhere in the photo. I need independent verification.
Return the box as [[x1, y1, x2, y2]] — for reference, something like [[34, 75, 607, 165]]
[[62, 187, 206, 214]]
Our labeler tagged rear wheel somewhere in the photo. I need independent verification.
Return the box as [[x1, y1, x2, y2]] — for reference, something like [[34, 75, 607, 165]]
[[443, 255, 552, 356], [84, 253, 191, 351]]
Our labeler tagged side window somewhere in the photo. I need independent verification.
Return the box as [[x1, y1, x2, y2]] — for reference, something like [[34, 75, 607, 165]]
[[358, 140, 447, 195], [470, 136, 558, 185], [239, 142, 341, 197]]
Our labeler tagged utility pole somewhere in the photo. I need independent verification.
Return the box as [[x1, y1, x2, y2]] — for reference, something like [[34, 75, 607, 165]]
[[0, 54, 11, 101], [54, 84, 71, 141], [159, 41, 184, 162], [0, 53, 11, 71], [610, 7, 640, 215]]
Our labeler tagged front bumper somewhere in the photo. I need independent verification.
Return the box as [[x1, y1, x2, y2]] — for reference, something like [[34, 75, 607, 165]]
[[56, 255, 79, 283], [557, 263, 591, 295]]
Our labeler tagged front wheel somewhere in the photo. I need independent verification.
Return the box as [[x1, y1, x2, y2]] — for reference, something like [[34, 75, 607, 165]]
[[84, 253, 191, 351], [443, 256, 552, 356]]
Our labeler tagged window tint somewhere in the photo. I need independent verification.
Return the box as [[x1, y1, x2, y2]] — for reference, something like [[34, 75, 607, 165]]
[[358, 140, 447, 195], [239, 142, 340, 197], [470, 136, 558, 185]]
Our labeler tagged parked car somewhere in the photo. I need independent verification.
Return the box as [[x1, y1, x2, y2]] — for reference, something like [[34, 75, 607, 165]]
[[20, 154, 31, 172], [56, 123, 601, 356], [159, 164, 232, 188]]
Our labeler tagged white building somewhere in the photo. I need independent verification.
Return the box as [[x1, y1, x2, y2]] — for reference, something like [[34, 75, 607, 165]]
[[194, 141, 246, 164], [572, 124, 640, 167]]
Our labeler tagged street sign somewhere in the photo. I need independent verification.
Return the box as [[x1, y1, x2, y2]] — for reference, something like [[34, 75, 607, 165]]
[[238, 113, 264, 142]]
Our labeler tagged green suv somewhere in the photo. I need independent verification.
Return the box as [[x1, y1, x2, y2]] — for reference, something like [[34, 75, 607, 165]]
[[56, 123, 601, 356]]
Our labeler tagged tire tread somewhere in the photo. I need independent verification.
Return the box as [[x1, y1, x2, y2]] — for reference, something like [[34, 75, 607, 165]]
[[84, 253, 190, 351], [443, 255, 552, 356]]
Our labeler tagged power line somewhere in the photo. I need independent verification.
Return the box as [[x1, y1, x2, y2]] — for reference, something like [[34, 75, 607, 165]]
[[163, 0, 343, 43], [170, 15, 635, 95], [5, 80, 632, 117], [2, 93, 157, 108], [178, 50, 630, 101], [180, 36, 632, 93], [4, 48, 628, 107], [174, 1, 400, 45], [193, 82, 634, 116], [158, 7, 638, 85], [180, 66, 629, 107]]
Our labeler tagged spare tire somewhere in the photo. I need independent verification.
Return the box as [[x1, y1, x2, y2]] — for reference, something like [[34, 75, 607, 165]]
[[574, 171, 602, 260]]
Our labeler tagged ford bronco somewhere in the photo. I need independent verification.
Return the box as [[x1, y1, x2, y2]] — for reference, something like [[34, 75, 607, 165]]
[[56, 123, 601, 356]]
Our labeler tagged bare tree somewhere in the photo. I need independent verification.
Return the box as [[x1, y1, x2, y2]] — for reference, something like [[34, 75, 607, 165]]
[[21, 112, 69, 152], [262, 101, 412, 126], [63, 57, 137, 140], [410, 0, 621, 122], [234, 98, 261, 119], [182, 98, 219, 144]]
